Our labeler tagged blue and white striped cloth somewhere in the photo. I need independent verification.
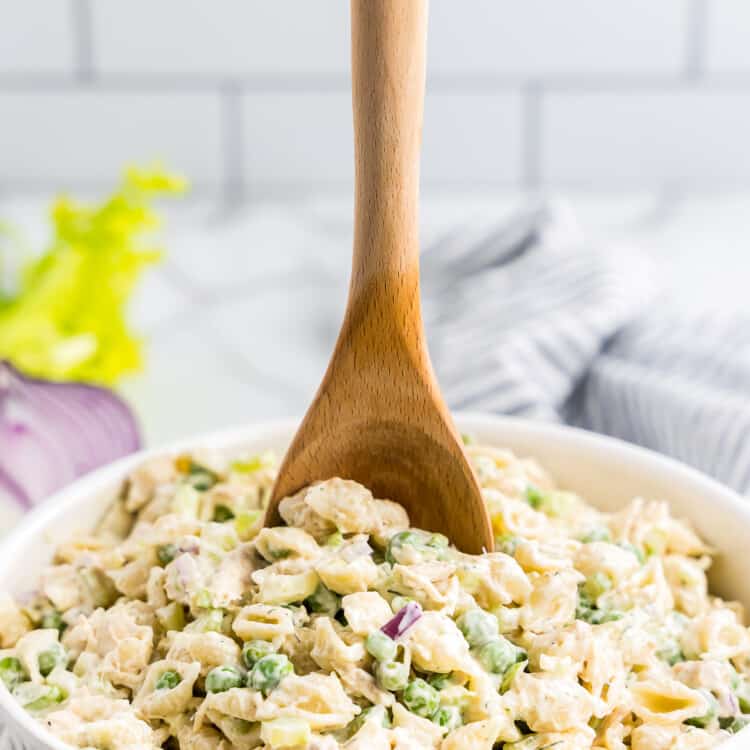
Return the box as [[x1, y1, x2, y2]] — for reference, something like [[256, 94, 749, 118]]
[[423, 203, 750, 497]]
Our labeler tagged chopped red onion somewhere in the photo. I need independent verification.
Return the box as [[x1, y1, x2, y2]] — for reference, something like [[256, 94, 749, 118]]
[[179, 538, 201, 555], [717, 690, 740, 717], [175, 554, 196, 588], [381, 601, 423, 640], [0, 361, 140, 509]]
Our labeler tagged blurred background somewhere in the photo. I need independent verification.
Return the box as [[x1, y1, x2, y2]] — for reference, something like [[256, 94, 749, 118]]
[[2, 1, 750, 530]]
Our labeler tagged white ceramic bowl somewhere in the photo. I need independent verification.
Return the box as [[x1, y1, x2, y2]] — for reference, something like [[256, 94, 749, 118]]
[[2, 414, 749, 749]]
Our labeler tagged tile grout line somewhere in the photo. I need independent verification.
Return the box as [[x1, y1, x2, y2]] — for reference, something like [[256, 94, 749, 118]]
[[521, 82, 541, 190], [220, 82, 246, 207], [71, 0, 94, 82], [685, 0, 708, 80], [11, 72, 750, 94]]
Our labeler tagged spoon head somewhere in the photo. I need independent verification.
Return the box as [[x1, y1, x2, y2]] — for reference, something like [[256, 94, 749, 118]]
[[267, 407, 494, 554]]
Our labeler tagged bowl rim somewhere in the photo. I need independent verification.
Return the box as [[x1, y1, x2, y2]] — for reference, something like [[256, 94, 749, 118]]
[[1, 412, 749, 750]]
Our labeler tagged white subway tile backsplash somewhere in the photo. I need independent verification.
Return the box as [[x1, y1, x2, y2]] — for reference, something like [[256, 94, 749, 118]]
[[241, 93, 353, 188], [92, 0, 350, 76], [542, 89, 750, 186], [1, 0, 749, 193], [0, 91, 223, 186], [0, 0, 75, 74], [428, 0, 689, 76], [240, 90, 523, 189], [706, 0, 750, 73], [91, 0, 690, 79], [423, 92, 523, 185]]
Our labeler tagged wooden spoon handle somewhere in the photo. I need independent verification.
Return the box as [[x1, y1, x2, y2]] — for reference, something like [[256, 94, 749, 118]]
[[350, 0, 427, 327]]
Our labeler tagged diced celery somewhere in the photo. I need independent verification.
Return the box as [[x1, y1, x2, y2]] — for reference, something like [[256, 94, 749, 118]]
[[643, 528, 668, 557], [171, 484, 200, 518], [325, 531, 344, 547], [202, 523, 238, 552], [582, 572, 612, 602], [231, 452, 274, 474], [193, 589, 213, 610], [186, 609, 225, 633], [500, 660, 526, 694], [157, 602, 186, 632], [15, 683, 67, 712], [79, 568, 118, 608], [0, 657, 27, 690], [260, 717, 311, 748], [235, 510, 263, 541]]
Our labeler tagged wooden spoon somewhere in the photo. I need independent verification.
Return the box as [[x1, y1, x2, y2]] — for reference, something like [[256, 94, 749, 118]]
[[265, 0, 494, 554]]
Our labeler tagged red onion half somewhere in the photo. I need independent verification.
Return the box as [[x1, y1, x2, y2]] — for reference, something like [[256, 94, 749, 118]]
[[0, 361, 140, 509], [381, 601, 423, 640]]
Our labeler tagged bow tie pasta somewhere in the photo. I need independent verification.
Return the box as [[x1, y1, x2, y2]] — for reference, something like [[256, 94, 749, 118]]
[[0, 443, 747, 749]]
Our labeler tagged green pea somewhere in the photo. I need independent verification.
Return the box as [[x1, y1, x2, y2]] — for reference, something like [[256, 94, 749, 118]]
[[495, 535, 519, 555], [40, 610, 66, 634], [155, 670, 182, 691], [576, 584, 622, 625], [582, 572, 612, 602], [206, 665, 244, 693], [242, 640, 276, 669], [525, 485, 546, 510], [576, 596, 623, 624], [427, 533, 449, 549], [737, 683, 750, 714], [722, 716, 750, 734], [427, 673, 453, 691], [476, 637, 523, 675], [433, 705, 462, 731], [248, 654, 293, 695], [402, 678, 440, 718], [386, 530, 448, 565], [268, 547, 291, 560], [305, 583, 341, 617], [685, 690, 718, 728], [38, 643, 66, 677], [212, 504, 235, 523], [386, 531, 423, 565], [187, 462, 218, 491], [157, 543, 179, 566], [579, 527, 611, 544], [619, 542, 646, 564], [0, 657, 27, 690], [376, 660, 409, 692], [656, 642, 684, 666], [23, 684, 67, 712], [524, 486, 577, 518], [366, 631, 397, 662], [457, 609, 499, 648]]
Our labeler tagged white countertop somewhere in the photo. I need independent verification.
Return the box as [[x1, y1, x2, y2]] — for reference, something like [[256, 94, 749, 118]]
[[2, 190, 749, 448]]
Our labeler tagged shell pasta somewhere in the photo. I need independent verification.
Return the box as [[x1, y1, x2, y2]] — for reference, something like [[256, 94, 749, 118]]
[[0, 443, 747, 749]]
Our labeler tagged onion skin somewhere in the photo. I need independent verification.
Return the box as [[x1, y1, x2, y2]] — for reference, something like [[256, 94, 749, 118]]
[[0, 361, 140, 509]]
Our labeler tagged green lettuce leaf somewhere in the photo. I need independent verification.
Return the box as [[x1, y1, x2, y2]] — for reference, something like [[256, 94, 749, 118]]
[[0, 165, 186, 384]]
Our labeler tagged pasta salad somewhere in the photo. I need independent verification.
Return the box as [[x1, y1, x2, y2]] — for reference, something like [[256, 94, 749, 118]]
[[0, 442, 748, 750]]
